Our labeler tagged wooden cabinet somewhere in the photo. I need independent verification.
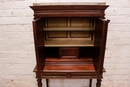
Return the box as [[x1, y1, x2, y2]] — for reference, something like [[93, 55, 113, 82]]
[[30, 2, 110, 87]]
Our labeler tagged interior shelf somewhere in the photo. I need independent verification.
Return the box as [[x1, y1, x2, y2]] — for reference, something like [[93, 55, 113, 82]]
[[43, 27, 95, 31], [44, 40, 94, 47]]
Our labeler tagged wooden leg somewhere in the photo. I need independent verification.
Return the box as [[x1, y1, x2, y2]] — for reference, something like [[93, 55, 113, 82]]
[[37, 79, 42, 87], [96, 79, 102, 87], [89, 79, 92, 87], [46, 79, 49, 87]]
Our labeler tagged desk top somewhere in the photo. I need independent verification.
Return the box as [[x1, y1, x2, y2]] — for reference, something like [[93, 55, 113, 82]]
[[33, 2, 106, 6]]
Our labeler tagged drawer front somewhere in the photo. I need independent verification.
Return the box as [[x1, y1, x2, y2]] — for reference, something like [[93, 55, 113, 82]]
[[72, 73, 97, 78], [41, 72, 97, 79], [59, 47, 79, 58], [41, 73, 67, 78]]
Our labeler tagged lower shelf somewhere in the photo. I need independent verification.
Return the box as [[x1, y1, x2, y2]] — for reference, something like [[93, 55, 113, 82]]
[[34, 58, 99, 79], [43, 64, 95, 72], [33, 58, 105, 79]]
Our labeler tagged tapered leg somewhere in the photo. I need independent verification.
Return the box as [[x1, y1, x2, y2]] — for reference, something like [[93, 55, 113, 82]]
[[96, 79, 102, 87], [46, 79, 49, 87], [89, 79, 92, 87], [37, 79, 42, 87]]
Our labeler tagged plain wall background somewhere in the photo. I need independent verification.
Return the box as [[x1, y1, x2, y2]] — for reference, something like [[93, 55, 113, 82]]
[[0, 0, 130, 87]]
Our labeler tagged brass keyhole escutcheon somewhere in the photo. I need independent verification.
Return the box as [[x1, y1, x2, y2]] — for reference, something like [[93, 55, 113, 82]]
[[67, 73, 71, 78]]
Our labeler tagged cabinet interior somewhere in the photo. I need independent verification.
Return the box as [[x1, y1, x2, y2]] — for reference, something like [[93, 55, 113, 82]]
[[36, 17, 100, 73], [43, 17, 95, 47]]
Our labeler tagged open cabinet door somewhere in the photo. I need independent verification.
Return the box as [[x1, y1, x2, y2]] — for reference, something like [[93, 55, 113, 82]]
[[33, 18, 44, 77], [94, 18, 110, 77]]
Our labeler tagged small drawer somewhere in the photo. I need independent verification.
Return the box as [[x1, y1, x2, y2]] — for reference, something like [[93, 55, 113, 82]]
[[59, 47, 79, 58], [72, 73, 97, 78], [41, 72, 73, 78], [41, 73, 66, 78], [41, 72, 72, 79]]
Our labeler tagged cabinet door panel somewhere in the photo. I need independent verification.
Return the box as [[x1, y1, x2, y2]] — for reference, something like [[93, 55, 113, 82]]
[[94, 18, 110, 77], [33, 18, 44, 75]]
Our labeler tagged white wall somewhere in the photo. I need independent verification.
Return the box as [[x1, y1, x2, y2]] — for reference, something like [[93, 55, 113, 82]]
[[0, 0, 130, 87]]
